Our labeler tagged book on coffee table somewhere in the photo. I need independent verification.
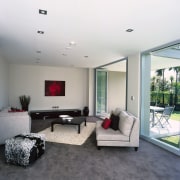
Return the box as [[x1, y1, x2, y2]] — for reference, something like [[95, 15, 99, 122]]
[[59, 115, 69, 118], [59, 115, 73, 121]]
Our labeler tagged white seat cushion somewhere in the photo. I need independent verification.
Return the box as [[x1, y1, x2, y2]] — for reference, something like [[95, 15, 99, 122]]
[[96, 121, 129, 141]]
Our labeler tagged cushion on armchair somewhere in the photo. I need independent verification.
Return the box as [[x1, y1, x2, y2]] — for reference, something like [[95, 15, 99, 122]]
[[119, 111, 134, 136], [102, 118, 111, 129], [113, 108, 122, 116], [110, 113, 119, 130]]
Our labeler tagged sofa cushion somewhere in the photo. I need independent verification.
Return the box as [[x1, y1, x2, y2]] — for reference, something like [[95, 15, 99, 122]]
[[113, 108, 122, 116], [110, 114, 119, 130], [96, 121, 129, 141], [119, 111, 134, 136], [102, 118, 111, 129]]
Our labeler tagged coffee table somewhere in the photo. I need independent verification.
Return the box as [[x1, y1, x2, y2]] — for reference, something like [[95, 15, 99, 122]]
[[51, 116, 86, 134]]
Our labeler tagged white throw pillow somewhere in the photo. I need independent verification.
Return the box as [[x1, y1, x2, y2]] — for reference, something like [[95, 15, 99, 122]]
[[119, 111, 134, 136]]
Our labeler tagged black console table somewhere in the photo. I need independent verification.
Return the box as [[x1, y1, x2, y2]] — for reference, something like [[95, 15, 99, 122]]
[[29, 109, 82, 120]]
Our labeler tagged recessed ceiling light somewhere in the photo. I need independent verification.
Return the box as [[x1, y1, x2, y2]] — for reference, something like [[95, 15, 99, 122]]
[[69, 41, 76, 46], [39, 9, 47, 15], [126, 29, 134, 32], [84, 56, 88, 58], [37, 30, 44, 34]]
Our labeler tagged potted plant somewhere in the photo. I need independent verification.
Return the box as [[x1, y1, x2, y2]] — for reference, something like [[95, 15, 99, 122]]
[[19, 95, 31, 111]]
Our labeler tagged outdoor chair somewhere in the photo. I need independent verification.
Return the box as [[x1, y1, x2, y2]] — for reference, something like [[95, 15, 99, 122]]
[[155, 106, 175, 128]]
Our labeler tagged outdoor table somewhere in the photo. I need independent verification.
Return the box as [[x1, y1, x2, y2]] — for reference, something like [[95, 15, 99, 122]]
[[150, 106, 164, 127]]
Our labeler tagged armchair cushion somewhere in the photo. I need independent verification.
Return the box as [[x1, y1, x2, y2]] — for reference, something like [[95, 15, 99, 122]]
[[110, 114, 119, 130], [113, 108, 122, 116], [102, 118, 111, 129], [119, 111, 134, 136], [96, 121, 129, 141]]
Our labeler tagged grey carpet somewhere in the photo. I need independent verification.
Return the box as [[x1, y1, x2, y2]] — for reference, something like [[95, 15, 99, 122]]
[[0, 118, 180, 180]]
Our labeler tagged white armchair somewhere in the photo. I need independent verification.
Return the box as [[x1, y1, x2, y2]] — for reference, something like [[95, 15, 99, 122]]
[[96, 110, 139, 151]]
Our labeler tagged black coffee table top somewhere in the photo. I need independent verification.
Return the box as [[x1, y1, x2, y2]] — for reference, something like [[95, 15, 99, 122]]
[[51, 116, 86, 134], [51, 116, 86, 125]]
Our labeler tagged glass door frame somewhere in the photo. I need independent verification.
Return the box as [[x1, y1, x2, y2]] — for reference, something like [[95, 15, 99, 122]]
[[94, 57, 128, 116], [140, 40, 180, 156]]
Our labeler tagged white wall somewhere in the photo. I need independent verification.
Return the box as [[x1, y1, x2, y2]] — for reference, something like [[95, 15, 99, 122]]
[[87, 68, 95, 115], [0, 57, 9, 109], [127, 53, 140, 117], [8, 64, 88, 111], [108, 71, 126, 112], [2, 55, 141, 118]]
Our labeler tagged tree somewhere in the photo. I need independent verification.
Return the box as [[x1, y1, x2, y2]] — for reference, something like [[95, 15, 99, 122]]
[[170, 75, 174, 88], [169, 66, 180, 105], [151, 76, 156, 91], [156, 69, 165, 105], [169, 76, 174, 106]]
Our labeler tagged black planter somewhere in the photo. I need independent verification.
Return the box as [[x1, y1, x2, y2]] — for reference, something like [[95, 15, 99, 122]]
[[21, 105, 29, 111], [83, 106, 89, 116]]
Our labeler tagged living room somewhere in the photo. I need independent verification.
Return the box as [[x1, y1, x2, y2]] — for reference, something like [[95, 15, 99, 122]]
[[1, 58, 179, 179], [0, 0, 180, 179]]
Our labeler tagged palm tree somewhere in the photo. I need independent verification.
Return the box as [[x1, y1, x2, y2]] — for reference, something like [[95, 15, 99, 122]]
[[169, 76, 174, 105], [151, 76, 156, 91], [170, 75, 174, 88], [156, 68, 165, 105], [169, 66, 180, 105]]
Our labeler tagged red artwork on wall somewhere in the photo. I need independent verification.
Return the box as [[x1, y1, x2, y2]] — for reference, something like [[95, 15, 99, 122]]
[[45, 80, 65, 96]]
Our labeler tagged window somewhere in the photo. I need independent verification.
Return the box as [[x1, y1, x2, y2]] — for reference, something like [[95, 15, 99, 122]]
[[96, 70, 107, 115]]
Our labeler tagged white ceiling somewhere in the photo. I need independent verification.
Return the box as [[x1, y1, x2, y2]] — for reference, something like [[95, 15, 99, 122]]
[[151, 56, 180, 70], [101, 60, 127, 72], [0, 0, 180, 69]]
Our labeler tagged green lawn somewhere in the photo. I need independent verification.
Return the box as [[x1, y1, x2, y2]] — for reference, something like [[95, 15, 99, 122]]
[[158, 111, 180, 147], [156, 111, 180, 148], [158, 135, 180, 148], [171, 111, 180, 121]]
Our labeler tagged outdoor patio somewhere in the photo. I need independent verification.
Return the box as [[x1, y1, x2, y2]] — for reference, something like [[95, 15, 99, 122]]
[[150, 119, 180, 138]]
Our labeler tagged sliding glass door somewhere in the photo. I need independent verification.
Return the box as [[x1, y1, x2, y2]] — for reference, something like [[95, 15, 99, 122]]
[[141, 42, 180, 155], [95, 59, 127, 116]]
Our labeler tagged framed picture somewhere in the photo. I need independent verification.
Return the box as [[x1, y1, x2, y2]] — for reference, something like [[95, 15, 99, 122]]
[[45, 80, 65, 96]]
